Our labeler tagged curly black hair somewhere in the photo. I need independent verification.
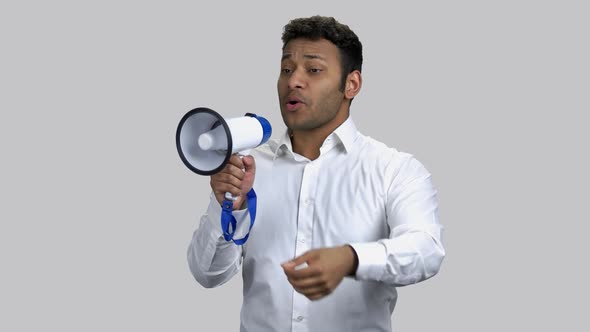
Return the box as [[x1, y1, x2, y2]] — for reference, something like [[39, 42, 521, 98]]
[[281, 16, 363, 91]]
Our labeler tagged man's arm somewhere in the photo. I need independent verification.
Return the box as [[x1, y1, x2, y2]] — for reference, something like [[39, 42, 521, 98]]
[[187, 155, 256, 288], [350, 155, 445, 286], [282, 155, 445, 300], [187, 194, 247, 288]]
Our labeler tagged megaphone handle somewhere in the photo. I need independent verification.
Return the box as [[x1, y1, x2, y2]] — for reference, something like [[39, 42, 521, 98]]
[[224, 152, 249, 202]]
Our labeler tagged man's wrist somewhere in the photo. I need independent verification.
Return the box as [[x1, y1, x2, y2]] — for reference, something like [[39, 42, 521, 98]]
[[345, 245, 359, 277]]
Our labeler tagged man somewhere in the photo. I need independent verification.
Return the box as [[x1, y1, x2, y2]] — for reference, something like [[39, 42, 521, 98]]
[[188, 16, 445, 332]]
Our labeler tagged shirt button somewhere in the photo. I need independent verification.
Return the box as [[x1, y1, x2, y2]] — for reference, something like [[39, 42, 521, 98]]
[[298, 236, 306, 243], [305, 199, 313, 205], [295, 316, 304, 322]]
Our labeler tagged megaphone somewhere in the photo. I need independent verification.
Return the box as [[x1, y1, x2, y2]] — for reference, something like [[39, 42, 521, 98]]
[[176, 107, 271, 245], [176, 107, 272, 176]]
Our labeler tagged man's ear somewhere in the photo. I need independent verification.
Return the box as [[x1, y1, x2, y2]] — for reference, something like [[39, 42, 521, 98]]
[[344, 70, 362, 100]]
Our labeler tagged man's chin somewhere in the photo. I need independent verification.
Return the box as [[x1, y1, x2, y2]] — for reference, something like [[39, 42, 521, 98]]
[[284, 121, 317, 132], [281, 111, 317, 130]]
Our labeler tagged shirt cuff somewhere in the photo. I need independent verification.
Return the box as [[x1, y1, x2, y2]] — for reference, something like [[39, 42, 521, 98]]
[[349, 242, 387, 281], [205, 193, 252, 240]]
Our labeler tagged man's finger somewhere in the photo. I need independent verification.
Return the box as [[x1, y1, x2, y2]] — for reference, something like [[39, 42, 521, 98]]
[[284, 251, 315, 267], [288, 280, 331, 301], [242, 155, 256, 174], [212, 173, 242, 188], [288, 275, 325, 290], [283, 263, 320, 280], [222, 163, 245, 180], [211, 183, 242, 197], [228, 154, 245, 169], [306, 292, 328, 301]]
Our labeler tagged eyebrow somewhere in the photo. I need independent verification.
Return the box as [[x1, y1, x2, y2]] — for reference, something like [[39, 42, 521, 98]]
[[281, 53, 327, 61]]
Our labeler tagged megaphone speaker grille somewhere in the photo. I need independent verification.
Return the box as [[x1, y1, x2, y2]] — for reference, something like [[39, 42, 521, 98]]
[[176, 108, 233, 175]]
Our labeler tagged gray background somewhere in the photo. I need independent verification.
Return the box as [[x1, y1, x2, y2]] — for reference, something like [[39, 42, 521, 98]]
[[1, 0, 588, 331]]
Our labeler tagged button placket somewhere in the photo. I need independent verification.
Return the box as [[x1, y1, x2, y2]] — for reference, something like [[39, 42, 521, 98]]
[[295, 161, 316, 257], [291, 160, 320, 332]]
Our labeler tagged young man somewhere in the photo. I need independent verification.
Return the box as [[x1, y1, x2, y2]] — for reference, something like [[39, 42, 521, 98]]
[[188, 16, 445, 332]]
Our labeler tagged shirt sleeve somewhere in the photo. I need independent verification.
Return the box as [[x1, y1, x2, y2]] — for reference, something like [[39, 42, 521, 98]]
[[187, 193, 252, 288], [349, 155, 446, 286]]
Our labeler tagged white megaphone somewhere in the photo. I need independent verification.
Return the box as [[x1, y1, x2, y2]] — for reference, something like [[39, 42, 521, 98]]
[[176, 107, 272, 176]]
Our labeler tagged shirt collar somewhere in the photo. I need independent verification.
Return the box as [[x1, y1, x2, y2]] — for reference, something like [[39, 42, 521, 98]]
[[331, 116, 358, 153], [271, 117, 359, 160]]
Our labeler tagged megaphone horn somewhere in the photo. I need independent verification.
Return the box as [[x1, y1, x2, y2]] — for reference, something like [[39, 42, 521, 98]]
[[176, 107, 272, 176]]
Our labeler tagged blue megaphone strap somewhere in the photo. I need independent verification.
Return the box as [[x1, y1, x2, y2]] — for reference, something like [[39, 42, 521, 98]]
[[220, 188, 257, 245]]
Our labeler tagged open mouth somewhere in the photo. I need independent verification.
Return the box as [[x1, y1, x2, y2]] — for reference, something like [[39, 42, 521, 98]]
[[286, 97, 304, 111], [286, 101, 302, 111]]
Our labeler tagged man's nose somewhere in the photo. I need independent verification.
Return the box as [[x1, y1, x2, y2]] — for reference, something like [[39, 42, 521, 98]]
[[288, 69, 306, 89]]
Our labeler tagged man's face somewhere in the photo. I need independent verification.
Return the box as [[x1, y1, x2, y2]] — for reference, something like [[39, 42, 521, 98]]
[[277, 38, 348, 132]]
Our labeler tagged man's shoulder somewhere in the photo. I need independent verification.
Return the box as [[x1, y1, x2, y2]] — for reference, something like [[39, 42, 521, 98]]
[[355, 133, 403, 160], [355, 134, 427, 175]]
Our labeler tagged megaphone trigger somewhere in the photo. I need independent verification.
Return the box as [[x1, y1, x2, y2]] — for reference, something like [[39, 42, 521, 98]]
[[225, 192, 238, 201]]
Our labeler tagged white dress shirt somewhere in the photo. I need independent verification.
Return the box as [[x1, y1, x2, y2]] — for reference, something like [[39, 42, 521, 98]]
[[187, 117, 445, 332]]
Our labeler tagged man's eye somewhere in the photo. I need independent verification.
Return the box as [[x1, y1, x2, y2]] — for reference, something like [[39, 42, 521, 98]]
[[281, 68, 292, 74], [309, 68, 322, 73]]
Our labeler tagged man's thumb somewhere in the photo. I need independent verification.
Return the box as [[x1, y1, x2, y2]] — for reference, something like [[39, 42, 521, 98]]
[[242, 155, 256, 173]]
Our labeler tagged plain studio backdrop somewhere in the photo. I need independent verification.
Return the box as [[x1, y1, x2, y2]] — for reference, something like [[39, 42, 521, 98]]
[[1, 0, 588, 331]]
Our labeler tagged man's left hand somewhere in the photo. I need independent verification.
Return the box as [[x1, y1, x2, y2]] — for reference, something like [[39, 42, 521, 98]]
[[281, 245, 358, 301]]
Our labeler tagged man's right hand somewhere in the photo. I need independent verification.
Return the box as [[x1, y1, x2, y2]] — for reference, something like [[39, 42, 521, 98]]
[[210, 154, 256, 210]]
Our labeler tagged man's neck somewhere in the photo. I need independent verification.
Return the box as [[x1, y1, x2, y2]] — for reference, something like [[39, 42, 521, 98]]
[[290, 131, 324, 161], [290, 113, 349, 161]]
